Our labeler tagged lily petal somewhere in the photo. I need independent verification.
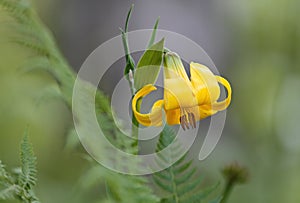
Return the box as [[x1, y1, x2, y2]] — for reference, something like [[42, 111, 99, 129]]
[[212, 76, 232, 111], [164, 108, 181, 125], [190, 62, 220, 105], [164, 77, 197, 110], [132, 84, 164, 126], [198, 104, 217, 120]]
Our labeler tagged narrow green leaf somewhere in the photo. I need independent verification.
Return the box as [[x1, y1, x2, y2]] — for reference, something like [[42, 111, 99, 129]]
[[125, 4, 134, 33], [171, 151, 187, 166], [180, 182, 220, 203], [153, 176, 173, 193], [20, 56, 52, 73], [177, 175, 204, 196], [154, 170, 171, 182], [156, 151, 171, 165], [147, 17, 160, 48], [121, 4, 136, 79], [175, 167, 196, 185], [120, 30, 136, 77], [174, 160, 192, 174]]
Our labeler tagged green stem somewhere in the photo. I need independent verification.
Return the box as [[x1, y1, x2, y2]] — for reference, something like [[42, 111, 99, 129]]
[[105, 181, 112, 201], [131, 98, 141, 151], [220, 180, 234, 203]]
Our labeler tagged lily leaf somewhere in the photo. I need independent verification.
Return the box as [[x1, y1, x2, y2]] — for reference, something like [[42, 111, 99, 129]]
[[134, 38, 164, 91], [121, 4, 136, 80], [147, 17, 160, 48]]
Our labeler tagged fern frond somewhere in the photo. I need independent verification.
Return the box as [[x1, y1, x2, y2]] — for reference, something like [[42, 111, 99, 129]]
[[17, 131, 40, 203], [20, 57, 64, 89], [0, 0, 32, 23], [0, 184, 20, 200], [0, 130, 40, 202], [20, 56, 52, 72], [11, 37, 51, 56], [180, 183, 220, 203], [0, 161, 9, 182], [1, 1, 159, 202], [154, 126, 219, 203], [79, 165, 159, 203], [19, 130, 37, 190]]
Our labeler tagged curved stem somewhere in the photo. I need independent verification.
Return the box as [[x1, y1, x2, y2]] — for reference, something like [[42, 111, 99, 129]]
[[220, 179, 234, 203]]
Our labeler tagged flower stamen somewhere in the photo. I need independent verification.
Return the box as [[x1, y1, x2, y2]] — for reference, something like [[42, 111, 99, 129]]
[[180, 114, 189, 130], [179, 109, 197, 130], [188, 112, 196, 129]]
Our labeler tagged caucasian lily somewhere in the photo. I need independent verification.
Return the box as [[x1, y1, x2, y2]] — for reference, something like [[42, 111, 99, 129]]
[[132, 51, 232, 130]]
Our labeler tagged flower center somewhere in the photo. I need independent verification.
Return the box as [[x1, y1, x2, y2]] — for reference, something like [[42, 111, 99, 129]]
[[179, 109, 196, 130]]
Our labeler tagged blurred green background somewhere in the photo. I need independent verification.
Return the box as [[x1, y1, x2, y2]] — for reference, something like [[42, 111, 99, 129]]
[[1, 0, 300, 202]]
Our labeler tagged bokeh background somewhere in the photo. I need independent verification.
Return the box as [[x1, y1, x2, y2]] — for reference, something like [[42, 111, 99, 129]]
[[1, 0, 300, 202]]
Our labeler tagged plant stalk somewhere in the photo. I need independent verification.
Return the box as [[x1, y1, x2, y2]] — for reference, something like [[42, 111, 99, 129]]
[[220, 179, 234, 203], [131, 98, 141, 152]]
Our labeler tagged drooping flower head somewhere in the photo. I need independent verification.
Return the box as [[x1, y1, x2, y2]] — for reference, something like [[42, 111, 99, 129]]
[[132, 51, 231, 130]]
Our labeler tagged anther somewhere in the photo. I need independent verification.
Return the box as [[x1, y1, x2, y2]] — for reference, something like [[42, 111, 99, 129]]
[[180, 116, 186, 130], [188, 113, 196, 129], [184, 115, 190, 130], [180, 115, 190, 130]]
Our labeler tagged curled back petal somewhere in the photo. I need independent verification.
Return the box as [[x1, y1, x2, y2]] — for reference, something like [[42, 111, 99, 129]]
[[212, 76, 232, 111], [198, 104, 218, 120], [132, 84, 164, 126]]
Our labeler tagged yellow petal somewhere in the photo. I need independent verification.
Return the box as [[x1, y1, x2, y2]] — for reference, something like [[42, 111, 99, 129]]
[[212, 76, 232, 111], [164, 77, 197, 110], [166, 106, 202, 125], [132, 84, 164, 126], [198, 104, 217, 120], [190, 62, 220, 105], [164, 108, 181, 125]]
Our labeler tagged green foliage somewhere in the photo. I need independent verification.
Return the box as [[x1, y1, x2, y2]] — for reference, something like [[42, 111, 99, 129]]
[[121, 4, 135, 79], [79, 166, 159, 203], [147, 17, 160, 48], [153, 126, 220, 203], [120, 5, 164, 151], [0, 0, 31, 23], [0, 2, 224, 203], [0, 1, 159, 202], [121, 5, 163, 93], [0, 131, 39, 203], [19, 131, 37, 190], [134, 38, 165, 91]]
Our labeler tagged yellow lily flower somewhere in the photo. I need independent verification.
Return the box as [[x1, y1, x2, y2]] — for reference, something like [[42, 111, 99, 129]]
[[132, 51, 232, 130]]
